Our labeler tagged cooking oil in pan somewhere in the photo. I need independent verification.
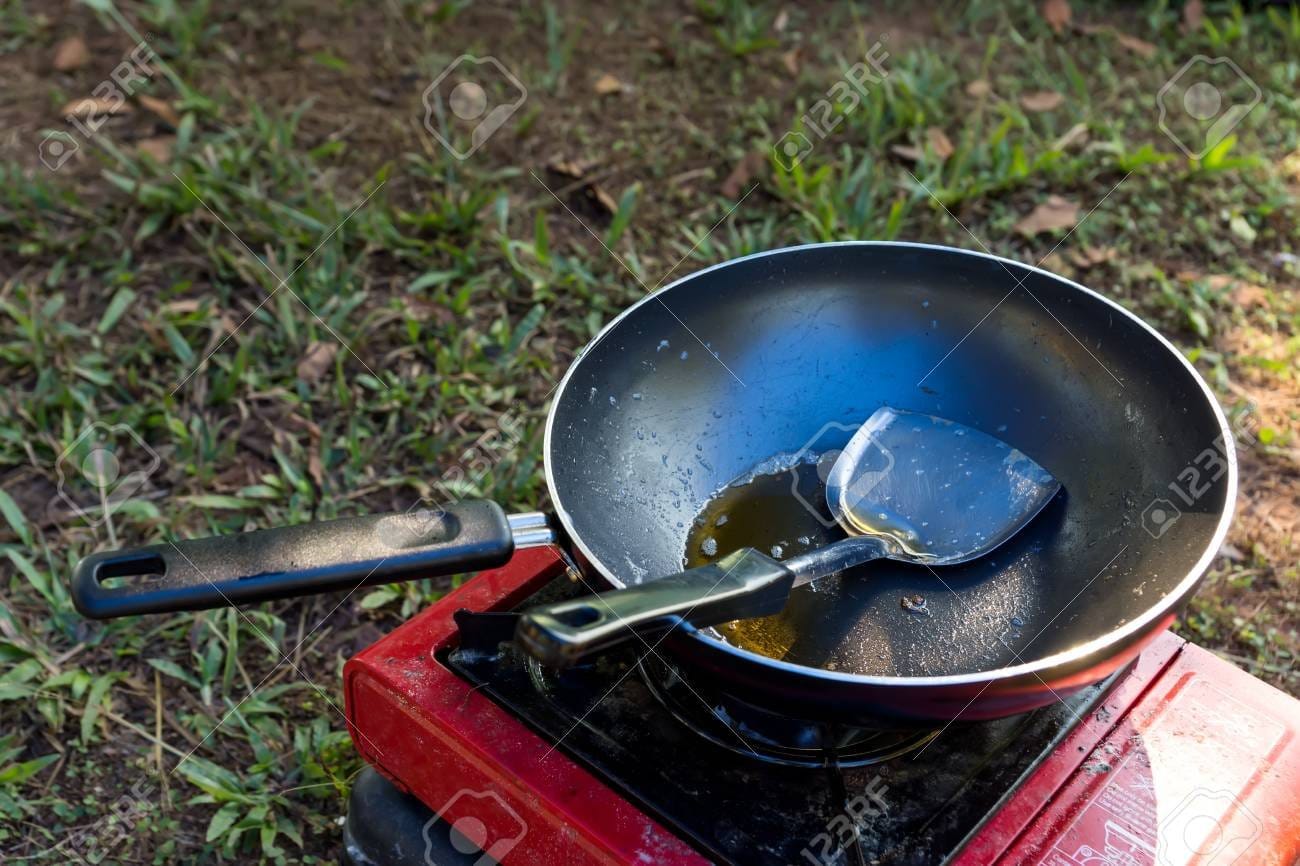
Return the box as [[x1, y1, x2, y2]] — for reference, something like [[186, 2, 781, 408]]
[[684, 461, 845, 659]]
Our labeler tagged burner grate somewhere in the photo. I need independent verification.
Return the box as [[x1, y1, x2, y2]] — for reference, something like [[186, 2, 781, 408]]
[[636, 654, 938, 767]]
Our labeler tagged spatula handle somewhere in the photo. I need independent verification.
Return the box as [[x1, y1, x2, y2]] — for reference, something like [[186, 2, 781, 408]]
[[515, 549, 793, 668]]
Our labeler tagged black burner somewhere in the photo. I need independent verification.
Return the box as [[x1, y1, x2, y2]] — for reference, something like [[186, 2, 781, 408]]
[[446, 577, 1122, 866], [636, 653, 938, 768]]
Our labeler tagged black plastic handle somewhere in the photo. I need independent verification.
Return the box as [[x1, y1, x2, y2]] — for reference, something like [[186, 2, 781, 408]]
[[515, 548, 794, 668], [72, 501, 515, 619]]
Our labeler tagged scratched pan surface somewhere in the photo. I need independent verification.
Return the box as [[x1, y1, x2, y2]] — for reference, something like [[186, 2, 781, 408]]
[[545, 242, 1235, 723]]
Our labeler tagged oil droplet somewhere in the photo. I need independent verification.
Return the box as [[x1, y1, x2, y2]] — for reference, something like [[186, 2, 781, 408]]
[[657, 339, 670, 352], [770, 543, 784, 558], [1010, 615, 1024, 628], [680, 350, 689, 360], [715, 514, 729, 527], [701, 537, 718, 556]]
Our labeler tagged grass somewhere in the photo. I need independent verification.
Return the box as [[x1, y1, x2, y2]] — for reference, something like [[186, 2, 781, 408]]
[[1, 0, 1298, 862]]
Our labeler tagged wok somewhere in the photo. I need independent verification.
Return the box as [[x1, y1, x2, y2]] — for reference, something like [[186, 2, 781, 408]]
[[72, 242, 1236, 725]]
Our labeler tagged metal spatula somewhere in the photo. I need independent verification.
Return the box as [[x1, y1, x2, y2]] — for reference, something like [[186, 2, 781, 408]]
[[516, 407, 1061, 667]]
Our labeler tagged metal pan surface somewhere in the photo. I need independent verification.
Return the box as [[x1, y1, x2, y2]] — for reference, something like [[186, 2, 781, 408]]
[[544, 242, 1235, 721]]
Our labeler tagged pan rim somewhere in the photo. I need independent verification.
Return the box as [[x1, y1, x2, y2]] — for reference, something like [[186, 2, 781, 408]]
[[542, 240, 1238, 688]]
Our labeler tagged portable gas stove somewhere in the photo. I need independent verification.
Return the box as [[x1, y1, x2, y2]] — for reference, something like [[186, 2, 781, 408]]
[[341, 547, 1300, 866]]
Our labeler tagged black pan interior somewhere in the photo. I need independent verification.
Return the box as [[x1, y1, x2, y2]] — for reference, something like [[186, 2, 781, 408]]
[[546, 243, 1230, 678]]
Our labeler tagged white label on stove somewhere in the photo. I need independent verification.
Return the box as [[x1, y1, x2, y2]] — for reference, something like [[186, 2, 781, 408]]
[[1043, 676, 1284, 866]]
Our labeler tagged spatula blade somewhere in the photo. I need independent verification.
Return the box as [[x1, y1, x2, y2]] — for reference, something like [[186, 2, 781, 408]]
[[826, 407, 1061, 566]]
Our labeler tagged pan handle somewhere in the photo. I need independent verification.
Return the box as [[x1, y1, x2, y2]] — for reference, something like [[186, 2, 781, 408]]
[[72, 502, 545, 619], [515, 549, 793, 668]]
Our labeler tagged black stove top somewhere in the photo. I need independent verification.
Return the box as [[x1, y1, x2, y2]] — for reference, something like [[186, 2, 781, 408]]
[[444, 577, 1118, 866]]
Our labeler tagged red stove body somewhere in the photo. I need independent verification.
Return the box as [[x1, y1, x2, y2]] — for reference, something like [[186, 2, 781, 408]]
[[343, 548, 1300, 866]]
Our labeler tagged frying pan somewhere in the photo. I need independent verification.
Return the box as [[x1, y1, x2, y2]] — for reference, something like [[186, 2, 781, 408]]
[[72, 242, 1236, 725]]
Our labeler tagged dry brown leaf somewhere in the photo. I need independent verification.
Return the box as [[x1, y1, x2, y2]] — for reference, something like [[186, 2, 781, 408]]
[[1199, 274, 1269, 308], [1020, 90, 1064, 112], [1232, 282, 1269, 308], [1182, 0, 1204, 34], [1187, 274, 1241, 292], [296, 29, 326, 51], [965, 79, 992, 98], [1279, 148, 1300, 182], [890, 129, 955, 163], [138, 94, 180, 127], [137, 136, 174, 162], [1040, 251, 1074, 277], [211, 458, 262, 492], [297, 341, 338, 383], [1077, 23, 1156, 58], [53, 36, 90, 71], [647, 35, 676, 66], [592, 185, 618, 213], [1068, 245, 1115, 269], [547, 157, 595, 178], [402, 296, 455, 325], [890, 144, 924, 162], [279, 411, 322, 441], [720, 150, 766, 199], [1014, 195, 1080, 237], [307, 450, 325, 489], [1114, 32, 1156, 59], [1041, 0, 1071, 34], [593, 73, 626, 95], [61, 96, 133, 119], [926, 127, 955, 160], [549, 160, 583, 178], [780, 48, 800, 77], [217, 312, 238, 335], [1053, 122, 1090, 150]]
